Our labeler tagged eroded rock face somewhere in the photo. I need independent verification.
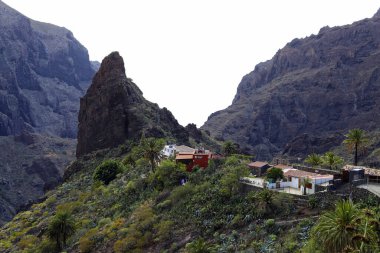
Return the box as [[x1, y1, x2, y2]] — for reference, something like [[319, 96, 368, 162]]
[[0, 1, 96, 225], [77, 52, 189, 157], [0, 0, 96, 138], [202, 9, 380, 160]]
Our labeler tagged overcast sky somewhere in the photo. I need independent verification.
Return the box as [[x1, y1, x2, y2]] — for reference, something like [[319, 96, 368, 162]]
[[4, 1, 380, 127]]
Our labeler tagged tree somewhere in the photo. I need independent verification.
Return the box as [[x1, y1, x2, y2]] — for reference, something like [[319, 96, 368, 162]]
[[321, 151, 344, 170], [47, 211, 76, 251], [93, 159, 124, 185], [140, 137, 165, 172], [222, 141, 238, 156], [308, 200, 380, 253], [300, 177, 312, 195], [343, 128, 368, 166], [305, 153, 322, 168], [265, 167, 284, 183]]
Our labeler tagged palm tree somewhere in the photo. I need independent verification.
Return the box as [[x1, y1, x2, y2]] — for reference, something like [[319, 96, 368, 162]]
[[311, 200, 359, 252], [222, 141, 237, 156], [301, 177, 312, 195], [343, 129, 368, 166], [305, 153, 322, 168], [310, 201, 379, 253], [140, 137, 165, 172], [47, 211, 76, 251], [322, 151, 344, 170]]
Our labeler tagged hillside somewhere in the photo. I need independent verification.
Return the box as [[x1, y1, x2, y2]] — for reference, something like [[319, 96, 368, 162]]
[[202, 9, 380, 161], [0, 0, 96, 224], [0, 144, 378, 252], [0, 133, 75, 226]]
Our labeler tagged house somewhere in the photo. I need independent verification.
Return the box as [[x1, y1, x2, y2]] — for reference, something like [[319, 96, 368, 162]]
[[162, 144, 177, 157], [342, 165, 380, 184], [282, 169, 333, 194], [162, 144, 195, 157], [175, 149, 211, 171], [248, 161, 271, 177]]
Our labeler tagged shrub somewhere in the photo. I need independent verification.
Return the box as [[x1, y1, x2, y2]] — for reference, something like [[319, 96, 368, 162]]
[[93, 160, 124, 185], [18, 235, 38, 250]]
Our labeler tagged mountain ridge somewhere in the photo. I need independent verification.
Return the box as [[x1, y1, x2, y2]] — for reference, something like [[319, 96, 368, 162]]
[[202, 8, 380, 161]]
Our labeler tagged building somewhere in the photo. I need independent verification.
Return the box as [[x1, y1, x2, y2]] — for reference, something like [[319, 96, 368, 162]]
[[162, 144, 176, 157], [283, 169, 334, 194], [162, 145, 195, 157], [248, 161, 271, 177], [175, 149, 211, 171], [342, 165, 380, 184]]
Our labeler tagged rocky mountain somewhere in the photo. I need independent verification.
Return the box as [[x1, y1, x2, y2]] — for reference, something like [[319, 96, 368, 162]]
[[77, 52, 189, 157], [0, 1, 96, 225], [202, 9, 380, 161], [0, 0, 96, 138]]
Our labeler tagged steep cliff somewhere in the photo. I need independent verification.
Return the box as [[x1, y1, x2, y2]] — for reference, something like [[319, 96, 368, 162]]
[[203, 9, 380, 160], [77, 52, 189, 157], [0, 1, 96, 225], [0, 0, 95, 138]]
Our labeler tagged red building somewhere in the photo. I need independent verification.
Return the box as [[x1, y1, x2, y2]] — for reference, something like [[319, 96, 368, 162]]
[[176, 151, 210, 171]]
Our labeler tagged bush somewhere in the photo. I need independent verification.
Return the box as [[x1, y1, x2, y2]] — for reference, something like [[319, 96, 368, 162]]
[[93, 160, 124, 185]]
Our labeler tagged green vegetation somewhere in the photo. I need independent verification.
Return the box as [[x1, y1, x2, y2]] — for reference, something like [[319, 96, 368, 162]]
[[47, 211, 76, 251], [222, 140, 238, 156], [139, 137, 165, 172], [93, 159, 124, 185], [0, 139, 379, 252], [343, 128, 368, 166], [304, 200, 379, 252], [265, 167, 284, 182], [305, 153, 322, 167], [321, 151, 344, 170]]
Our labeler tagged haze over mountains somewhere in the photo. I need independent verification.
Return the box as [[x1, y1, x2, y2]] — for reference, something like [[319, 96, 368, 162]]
[[202, 8, 380, 161]]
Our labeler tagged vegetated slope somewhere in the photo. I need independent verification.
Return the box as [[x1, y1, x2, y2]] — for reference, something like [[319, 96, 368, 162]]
[[202, 9, 380, 161], [0, 147, 310, 252], [0, 1, 97, 224], [0, 133, 75, 225], [0, 146, 378, 252], [76, 51, 214, 157]]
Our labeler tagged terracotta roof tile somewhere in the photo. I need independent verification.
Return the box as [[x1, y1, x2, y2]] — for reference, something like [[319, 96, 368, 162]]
[[248, 161, 268, 168]]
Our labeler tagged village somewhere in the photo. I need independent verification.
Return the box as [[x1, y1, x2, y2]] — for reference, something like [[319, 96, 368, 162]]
[[162, 143, 380, 197]]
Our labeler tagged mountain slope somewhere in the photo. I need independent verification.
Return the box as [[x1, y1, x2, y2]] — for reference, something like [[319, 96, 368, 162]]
[[0, 0, 96, 225], [0, 0, 95, 137], [202, 9, 380, 161]]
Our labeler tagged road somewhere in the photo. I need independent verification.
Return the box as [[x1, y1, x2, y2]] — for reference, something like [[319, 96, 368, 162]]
[[358, 183, 380, 197]]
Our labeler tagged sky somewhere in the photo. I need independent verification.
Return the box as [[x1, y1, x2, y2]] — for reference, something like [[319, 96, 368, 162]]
[[3, 0, 380, 127]]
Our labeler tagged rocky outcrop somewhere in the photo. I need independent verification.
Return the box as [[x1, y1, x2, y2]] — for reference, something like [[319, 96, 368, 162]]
[[202, 9, 380, 160], [77, 52, 189, 157], [0, 0, 96, 138]]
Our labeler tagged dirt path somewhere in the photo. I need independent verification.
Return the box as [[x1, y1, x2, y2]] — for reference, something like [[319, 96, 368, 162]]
[[275, 215, 320, 226]]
